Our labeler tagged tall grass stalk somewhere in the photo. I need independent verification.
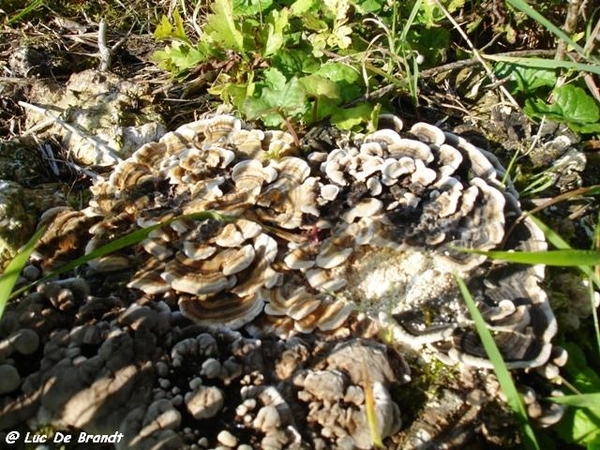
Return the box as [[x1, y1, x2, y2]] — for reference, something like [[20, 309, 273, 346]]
[[0, 227, 46, 318], [454, 273, 540, 450]]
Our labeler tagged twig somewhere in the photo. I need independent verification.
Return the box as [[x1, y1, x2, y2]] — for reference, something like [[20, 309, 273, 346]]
[[18, 100, 122, 165], [432, 0, 520, 109], [97, 18, 128, 72], [556, 0, 582, 61]]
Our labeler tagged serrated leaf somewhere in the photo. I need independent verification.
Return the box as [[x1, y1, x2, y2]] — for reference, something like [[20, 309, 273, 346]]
[[153, 9, 188, 42], [242, 69, 307, 122], [151, 42, 207, 76], [205, 0, 245, 53], [264, 67, 287, 90]]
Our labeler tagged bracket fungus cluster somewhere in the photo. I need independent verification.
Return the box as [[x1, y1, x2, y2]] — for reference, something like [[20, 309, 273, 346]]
[[33, 113, 560, 371], [20, 113, 568, 446]]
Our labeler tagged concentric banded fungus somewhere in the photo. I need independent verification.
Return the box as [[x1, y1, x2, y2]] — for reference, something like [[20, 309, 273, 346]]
[[33, 114, 559, 372]]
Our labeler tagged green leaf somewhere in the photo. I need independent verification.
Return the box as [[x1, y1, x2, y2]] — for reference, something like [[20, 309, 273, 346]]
[[264, 9, 290, 56], [153, 9, 188, 43], [331, 103, 373, 129], [272, 49, 321, 77], [299, 74, 341, 100], [0, 227, 45, 318], [151, 42, 208, 75], [205, 0, 245, 53], [242, 68, 307, 124], [290, 0, 315, 16], [553, 344, 600, 446], [524, 85, 600, 126], [233, 0, 274, 15], [494, 63, 557, 94], [313, 63, 363, 101]]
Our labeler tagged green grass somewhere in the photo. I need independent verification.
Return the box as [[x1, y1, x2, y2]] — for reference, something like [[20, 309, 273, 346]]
[[0, 211, 233, 317], [455, 273, 540, 450]]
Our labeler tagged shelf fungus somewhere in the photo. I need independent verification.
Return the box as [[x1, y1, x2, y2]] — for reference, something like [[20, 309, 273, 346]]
[[32, 113, 561, 375]]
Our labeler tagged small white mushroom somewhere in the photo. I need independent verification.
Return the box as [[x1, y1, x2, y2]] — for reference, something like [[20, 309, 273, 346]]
[[185, 386, 225, 419]]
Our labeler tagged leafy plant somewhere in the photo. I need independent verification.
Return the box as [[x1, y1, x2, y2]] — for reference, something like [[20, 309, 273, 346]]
[[151, 0, 460, 128], [489, 0, 600, 135]]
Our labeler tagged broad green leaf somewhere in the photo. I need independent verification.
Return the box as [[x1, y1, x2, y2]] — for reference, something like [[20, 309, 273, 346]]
[[314, 62, 360, 84], [299, 74, 340, 100], [331, 103, 373, 129], [0, 227, 45, 318], [313, 63, 363, 101], [272, 49, 321, 76], [262, 76, 307, 113], [205, 0, 245, 53], [554, 344, 600, 446], [264, 67, 287, 90], [290, 0, 315, 16], [459, 248, 600, 266], [523, 84, 600, 133], [494, 63, 557, 94], [455, 274, 539, 450], [242, 69, 308, 124], [524, 85, 600, 126], [233, 0, 274, 15], [264, 9, 290, 56], [356, 0, 385, 14]]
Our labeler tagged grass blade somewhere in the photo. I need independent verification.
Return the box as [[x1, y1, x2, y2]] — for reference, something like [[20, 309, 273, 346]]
[[529, 216, 600, 289], [505, 0, 586, 55], [9, 211, 233, 300], [457, 248, 600, 266], [548, 393, 600, 409], [454, 273, 539, 450], [0, 227, 46, 318], [483, 55, 600, 76]]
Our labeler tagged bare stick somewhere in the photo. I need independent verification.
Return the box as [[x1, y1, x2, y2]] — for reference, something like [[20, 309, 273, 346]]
[[97, 18, 128, 72], [556, 0, 582, 61]]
